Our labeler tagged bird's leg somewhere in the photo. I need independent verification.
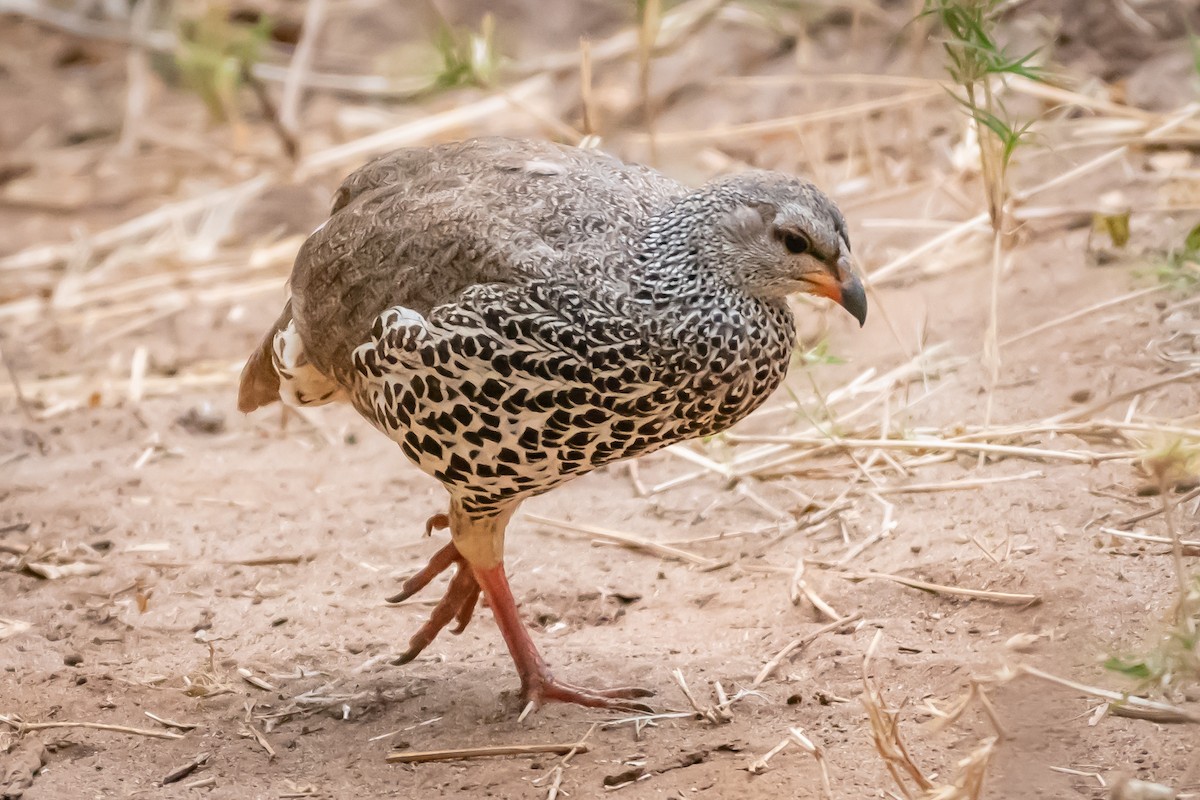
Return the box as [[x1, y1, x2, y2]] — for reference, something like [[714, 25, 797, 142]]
[[452, 503, 654, 713], [388, 512, 481, 665], [470, 562, 654, 712]]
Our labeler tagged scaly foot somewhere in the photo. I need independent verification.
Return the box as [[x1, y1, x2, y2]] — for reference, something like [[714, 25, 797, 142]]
[[519, 667, 655, 713], [470, 561, 655, 713], [388, 529, 481, 664]]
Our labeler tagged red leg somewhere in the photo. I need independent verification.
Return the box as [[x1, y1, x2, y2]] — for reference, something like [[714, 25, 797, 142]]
[[385, 540, 460, 604], [471, 562, 654, 712], [387, 538, 482, 665]]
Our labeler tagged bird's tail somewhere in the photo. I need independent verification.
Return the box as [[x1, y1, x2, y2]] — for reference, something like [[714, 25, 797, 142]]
[[270, 320, 346, 408], [237, 300, 344, 412], [238, 302, 290, 413]]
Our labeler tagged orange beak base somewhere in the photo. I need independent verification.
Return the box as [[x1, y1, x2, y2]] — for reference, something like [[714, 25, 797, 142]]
[[805, 273, 867, 327]]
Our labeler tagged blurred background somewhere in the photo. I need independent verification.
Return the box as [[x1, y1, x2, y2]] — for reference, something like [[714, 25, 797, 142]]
[[2, 2, 1200, 798]]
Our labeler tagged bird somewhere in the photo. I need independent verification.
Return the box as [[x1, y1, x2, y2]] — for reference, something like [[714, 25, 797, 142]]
[[238, 137, 865, 713]]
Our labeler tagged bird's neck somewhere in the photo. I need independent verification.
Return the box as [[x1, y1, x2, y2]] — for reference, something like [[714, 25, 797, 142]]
[[630, 196, 786, 316]]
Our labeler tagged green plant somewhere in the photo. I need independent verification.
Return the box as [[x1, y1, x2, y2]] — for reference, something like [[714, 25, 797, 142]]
[[921, 0, 1044, 424], [1107, 435, 1200, 694], [1105, 597, 1199, 691], [1155, 224, 1200, 293], [924, 0, 1043, 227], [429, 14, 499, 91], [174, 4, 272, 123], [791, 338, 845, 370]]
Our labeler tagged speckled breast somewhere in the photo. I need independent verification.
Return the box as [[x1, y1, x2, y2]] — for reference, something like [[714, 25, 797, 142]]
[[348, 285, 796, 515]]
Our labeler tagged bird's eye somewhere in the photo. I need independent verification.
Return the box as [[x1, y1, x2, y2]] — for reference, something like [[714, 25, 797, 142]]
[[780, 231, 810, 255]]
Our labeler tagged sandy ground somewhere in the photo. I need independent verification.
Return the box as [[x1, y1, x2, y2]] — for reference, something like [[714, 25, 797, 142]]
[[3, 2, 1200, 799]]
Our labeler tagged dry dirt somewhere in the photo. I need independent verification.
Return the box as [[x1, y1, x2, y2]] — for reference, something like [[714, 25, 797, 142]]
[[3, 2, 1200, 799]]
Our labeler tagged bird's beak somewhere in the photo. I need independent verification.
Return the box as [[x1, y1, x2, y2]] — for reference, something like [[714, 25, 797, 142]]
[[803, 256, 867, 327]]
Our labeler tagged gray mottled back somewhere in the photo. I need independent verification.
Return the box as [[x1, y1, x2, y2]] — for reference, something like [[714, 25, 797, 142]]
[[290, 138, 685, 383]]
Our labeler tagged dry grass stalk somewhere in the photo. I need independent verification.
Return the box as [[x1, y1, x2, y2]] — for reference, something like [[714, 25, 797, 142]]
[[516, 0, 723, 76], [923, 738, 997, 800], [239, 721, 276, 758], [525, 513, 719, 568], [670, 669, 733, 724], [1000, 286, 1167, 349], [1099, 527, 1200, 551], [1008, 74, 1200, 128], [862, 632, 1000, 800], [922, 679, 1007, 739], [144, 711, 198, 731], [860, 631, 934, 797], [789, 558, 842, 619], [788, 727, 834, 799], [0, 714, 185, 740], [745, 736, 791, 775], [1047, 368, 1200, 425], [297, 74, 552, 179], [727, 434, 1132, 466], [873, 470, 1043, 495], [0, 175, 273, 274], [183, 777, 217, 790], [871, 104, 1200, 287], [842, 571, 1040, 605], [278, 0, 327, 139], [745, 726, 834, 795], [238, 668, 278, 692], [646, 89, 942, 144], [579, 38, 596, 136], [1014, 665, 1200, 724], [116, 0, 154, 156], [387, 742, 590, 764], [161, 752, 209, 785], [753, 612, 863, 687], [636, 0, 662, 161]]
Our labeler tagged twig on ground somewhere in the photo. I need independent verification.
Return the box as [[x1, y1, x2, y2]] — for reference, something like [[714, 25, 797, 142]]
[[860, 631, 934, 795], [671, 669, 731, 724], [161, 752, 209, 785], [753, 613, 863, 687], [1047, 369, 1200, 425], [788, 727, 835, 799], [1017, 665, 1200, 723], [789, 558, 843, 620], [873, 470, 1044, 495], [745, 726, 834, 795], [1099, 527, 1200, 551], [0, 714, 184, 740], [239, 722, 276, 758], [238, 668, 278, 692], [144, 711, 198, 731], [526, 514, 718, 568], [726, 434, 1133, 466], [841, 572, 1040, 605], [387, 742, 590, 764]]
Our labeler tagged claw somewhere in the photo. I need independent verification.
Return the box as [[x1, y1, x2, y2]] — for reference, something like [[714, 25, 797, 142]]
[[385, 541, 460, 604], [522, 674, 656, 713], [387, 541, 481, 664], [424, 512, 450, 537]]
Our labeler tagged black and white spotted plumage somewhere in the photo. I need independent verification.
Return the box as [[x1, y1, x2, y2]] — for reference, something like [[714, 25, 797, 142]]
[[244, 137, 855, 516]]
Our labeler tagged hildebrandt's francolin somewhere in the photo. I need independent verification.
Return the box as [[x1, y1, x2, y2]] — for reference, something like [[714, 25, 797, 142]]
[[239, 137, 866, 712]]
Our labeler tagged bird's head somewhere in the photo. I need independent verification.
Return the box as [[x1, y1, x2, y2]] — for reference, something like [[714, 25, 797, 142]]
[[696, 172, 866, 326]]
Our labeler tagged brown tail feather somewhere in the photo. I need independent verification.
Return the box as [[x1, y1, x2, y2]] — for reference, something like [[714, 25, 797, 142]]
[[238, 301, 292, 413]]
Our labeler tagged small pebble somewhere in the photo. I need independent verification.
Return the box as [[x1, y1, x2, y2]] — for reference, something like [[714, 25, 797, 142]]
[[176, 403, 226, 435]]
